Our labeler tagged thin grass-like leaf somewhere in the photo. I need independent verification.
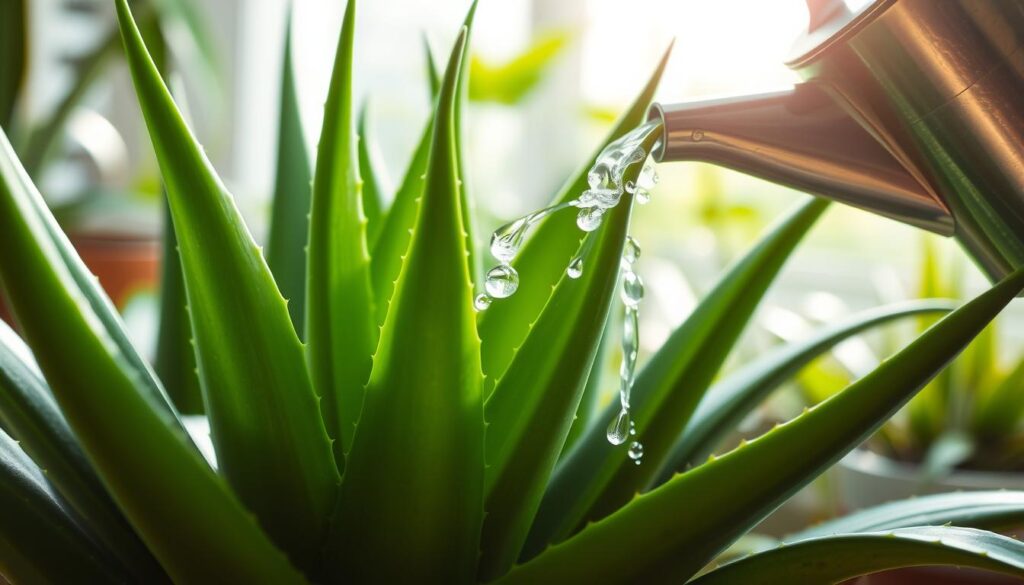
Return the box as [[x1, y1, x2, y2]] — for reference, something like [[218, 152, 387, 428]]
[[327, 29, 485, 584], [498, 269, 1024, 584], [652, 299, 955, 484], [0, 321, 162, 579], [116, 1, 338, 572], [266, 10, 313, 337], [692, 527, 1024, 584], [792, 491, 1024, 539], [525, 197, 829, 556]]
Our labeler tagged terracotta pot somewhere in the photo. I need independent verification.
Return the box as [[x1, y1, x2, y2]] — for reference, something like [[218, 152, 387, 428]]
[[836, 449, 1024, 585], [0, 233, 160, 327]]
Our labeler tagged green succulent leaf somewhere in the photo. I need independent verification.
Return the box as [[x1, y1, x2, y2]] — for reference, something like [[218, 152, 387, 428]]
[[562, 311, 615, 455], [692, 526, 1024, 585], [358, 102, 388, 247], [454, 1, 481, 286], [0, 321, 162, 579], [480, 130, 661, 580], [0, 0, 25, 131], [266, 11, 314, 338], [653, 299, 956, 484], [425, 35, 442, 99], [0, 429, 127, 584], [305, 0, 377, 459], [499, 268, 1024, 584], [0, 126, 305, 583], [525, 197, 829, 556], [370, 6, 475, 327], [478, 43, 673, 390], [370, 120, 433, 323], [793, 491, 1024, 539], [327, 28, 485, 584], [155, 200, 204, 414], [116, 0, 338, 573]]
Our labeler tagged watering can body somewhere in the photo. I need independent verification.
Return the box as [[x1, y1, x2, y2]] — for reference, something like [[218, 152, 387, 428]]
[[648, 0, 1024, 281]]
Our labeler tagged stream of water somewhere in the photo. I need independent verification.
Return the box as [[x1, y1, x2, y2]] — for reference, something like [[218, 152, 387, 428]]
[[478, 120, 662, 464]]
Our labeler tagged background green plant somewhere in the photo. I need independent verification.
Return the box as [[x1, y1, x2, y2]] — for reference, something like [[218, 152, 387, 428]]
[[1, 1, 1024, 583]]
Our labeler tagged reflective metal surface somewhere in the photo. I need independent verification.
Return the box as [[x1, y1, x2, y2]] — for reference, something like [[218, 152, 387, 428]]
[[649, 0, 1024, 282]]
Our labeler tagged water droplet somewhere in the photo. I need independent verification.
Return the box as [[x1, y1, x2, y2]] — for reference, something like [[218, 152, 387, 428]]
[[474, 293, 492, 311], [639, 161, 659, 188], [490, 218, 529, 264], [623, 236, 641, 264], [577, 207, 605, 232], [629, 420, 637, 436], [485, 264, 519, 298], [607, 408, 631, 445], [567, 256, 583, 279], [628, 441, 644, 461], [621, 271, 644, 307], [635, 188, 651, 205]]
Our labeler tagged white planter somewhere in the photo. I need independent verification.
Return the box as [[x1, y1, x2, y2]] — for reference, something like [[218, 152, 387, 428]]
[[836, 448, 1024, 512]]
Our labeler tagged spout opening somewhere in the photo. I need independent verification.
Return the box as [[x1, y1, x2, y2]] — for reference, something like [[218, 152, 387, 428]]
[[646, 103, 668, 161]]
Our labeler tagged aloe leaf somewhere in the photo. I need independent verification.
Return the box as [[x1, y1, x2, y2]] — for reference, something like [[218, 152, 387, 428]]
[[328, 29, 484, 584], [6, 100, 194, 454], [0, 429, 127, 583], [358, 102, 388, 247], [0, 0, 25, 131], [369, 8, 473, 326], [562, 311, 615, 455], [267, 10, 313, 338], [792, 491, 1024, 540], [480, 130, 661, 580], [652, 299, 956, 484], [525, 197, 829, 556], [0, 128, 305, 582], [454, 1, 481, 286], [0, 321, 162, 579], [425, 35, 442, 99], [478, 43, 673, 389], [691, 527, 1024, 584], [305, 0, 377, 461], [499, 269, 1024, 584], [973, 358, 1024, 439], [154, 201, 204, 414], [116, 0, 338, 572]]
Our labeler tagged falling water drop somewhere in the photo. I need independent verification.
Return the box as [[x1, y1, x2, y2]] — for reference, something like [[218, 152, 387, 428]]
[[490, 218, 530, 264], [474, 293, 492, 311], [623, 236, 641, 264], [607, 408, 631, 445], [567, 256, 584, 279], [577, 207, 605, 232], [621, 271, 644, 307], [485, 264, 519, 298], [639, 161, 659, 188], [628, 441, 644, 463]]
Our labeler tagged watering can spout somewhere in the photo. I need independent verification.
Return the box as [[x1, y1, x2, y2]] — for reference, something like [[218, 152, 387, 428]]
[[646, 84, 954, 235]]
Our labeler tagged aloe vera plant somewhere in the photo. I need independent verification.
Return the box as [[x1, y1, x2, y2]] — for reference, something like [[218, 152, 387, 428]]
[[2, 1, 1024, 583]]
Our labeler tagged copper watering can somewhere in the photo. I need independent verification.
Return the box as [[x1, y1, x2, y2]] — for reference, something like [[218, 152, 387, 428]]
[[647, 0, 1024, 281]]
